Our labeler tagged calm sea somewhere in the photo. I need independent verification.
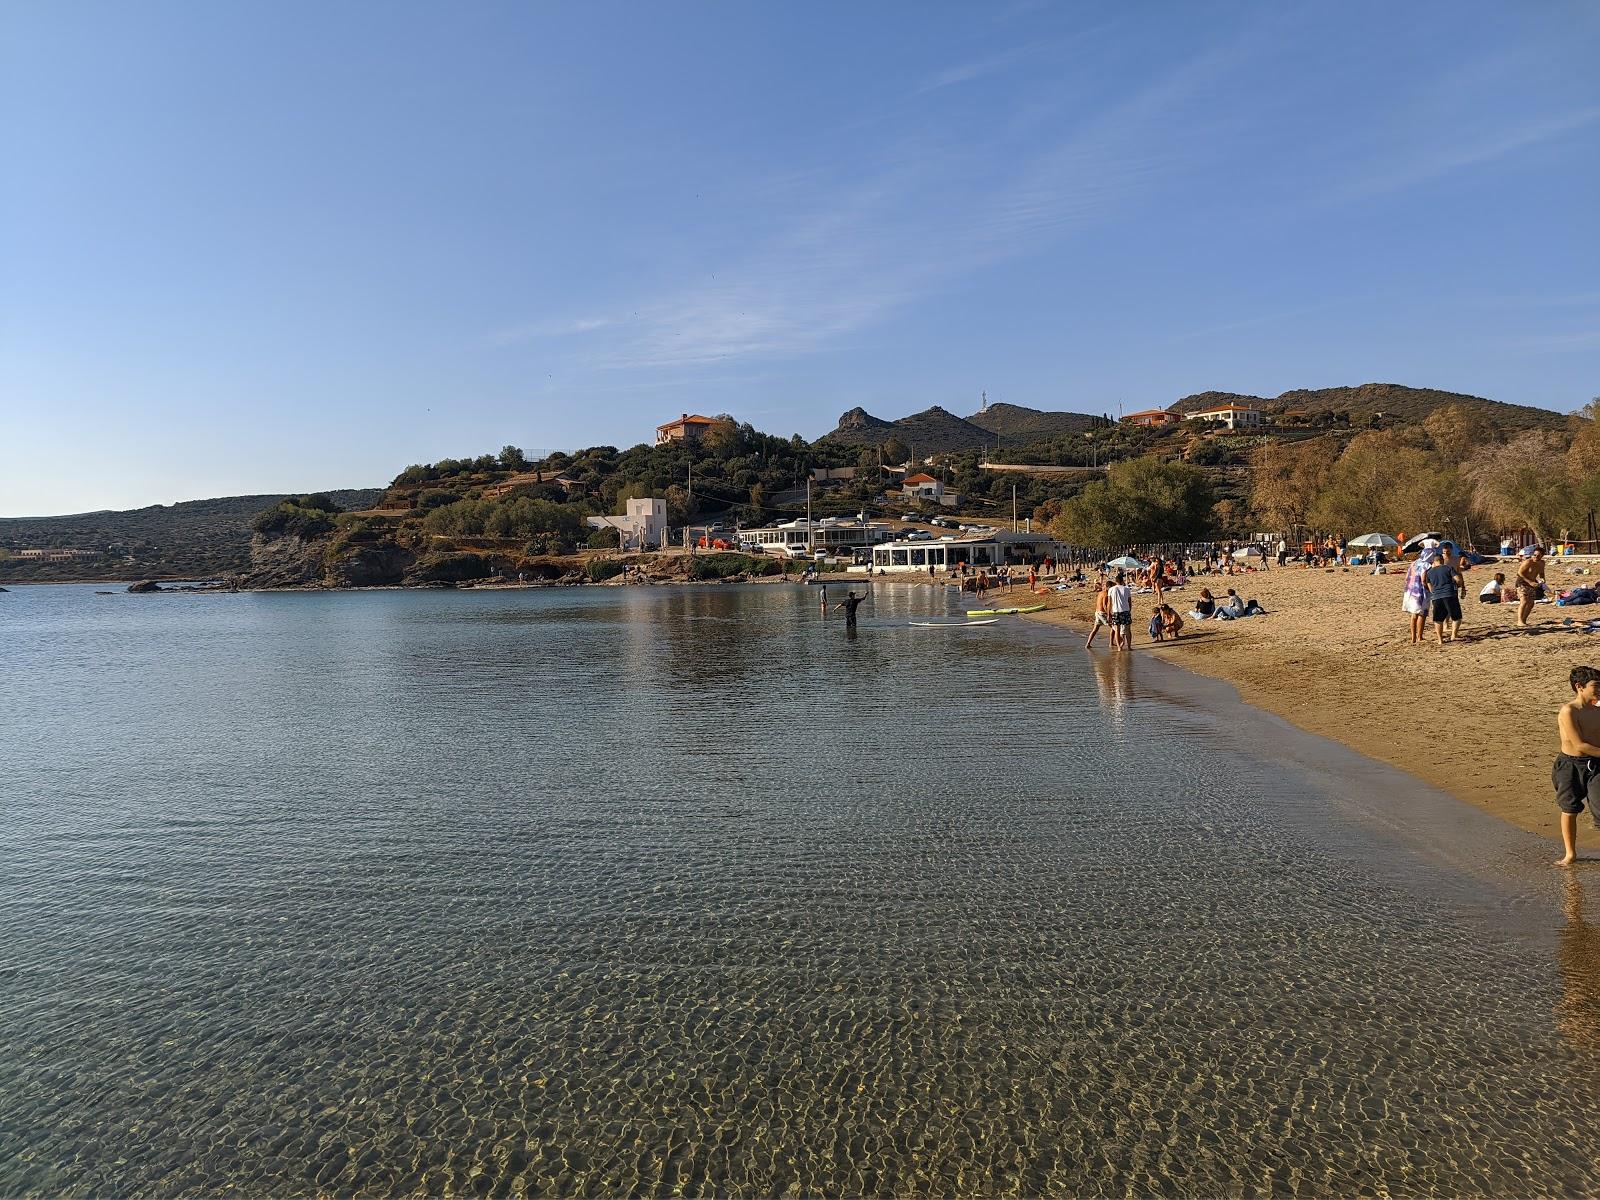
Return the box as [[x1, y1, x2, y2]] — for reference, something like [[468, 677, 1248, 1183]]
[[3, 581, 1599, 1196]]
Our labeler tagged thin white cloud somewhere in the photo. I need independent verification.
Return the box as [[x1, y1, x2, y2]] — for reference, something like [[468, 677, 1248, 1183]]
[[486, 314, 618, 348], [1338, 105, 1600, 201], [1509, 327, 1600, 354], [489, 15, 1290, 372], [916, 45, 1041, 94]]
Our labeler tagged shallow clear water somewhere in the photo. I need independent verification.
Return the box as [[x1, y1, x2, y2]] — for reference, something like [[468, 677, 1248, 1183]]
[[3, 581, 1599, 1197]]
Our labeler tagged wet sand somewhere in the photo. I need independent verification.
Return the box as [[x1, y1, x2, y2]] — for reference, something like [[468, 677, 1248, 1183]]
[[1020, 557, 1600, 845]]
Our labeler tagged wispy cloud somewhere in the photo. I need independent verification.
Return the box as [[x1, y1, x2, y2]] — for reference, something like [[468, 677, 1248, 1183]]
[[1337, 105, 1600, 201], [916, 44, 1045, 94], [485, 314, 618, 347], [1509, 327, 1600, 354], [488, 15, 1287, 372]]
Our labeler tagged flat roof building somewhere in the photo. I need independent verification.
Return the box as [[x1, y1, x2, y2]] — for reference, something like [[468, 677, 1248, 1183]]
[[1185, 403, 1263, 430], [741, 517, 896, 555], [870, 529, 1062, 572]]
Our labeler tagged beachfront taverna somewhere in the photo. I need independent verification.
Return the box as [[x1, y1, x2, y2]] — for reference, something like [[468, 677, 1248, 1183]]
[[740, 516, 896, 555], [870, 529, 1064, 571]]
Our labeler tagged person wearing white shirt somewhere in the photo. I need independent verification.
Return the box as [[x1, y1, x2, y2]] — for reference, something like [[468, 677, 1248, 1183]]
[[1106, 572, 1133, 651]]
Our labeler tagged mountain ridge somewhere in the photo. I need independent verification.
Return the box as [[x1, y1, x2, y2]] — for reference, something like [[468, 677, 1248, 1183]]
[[822, 383, 1568, 455]]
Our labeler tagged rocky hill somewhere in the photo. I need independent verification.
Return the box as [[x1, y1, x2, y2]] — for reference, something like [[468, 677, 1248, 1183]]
[[0, 489, 380, 581], [966, 402, 1100, 444], [822, 404, 998, 454], [828, 407, 897, 442]]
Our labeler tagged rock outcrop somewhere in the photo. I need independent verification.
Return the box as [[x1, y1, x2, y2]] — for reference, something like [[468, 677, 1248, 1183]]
[[326, 543, 414, 587], [239, 534, 328, 588], [126, 580, 164, 593]]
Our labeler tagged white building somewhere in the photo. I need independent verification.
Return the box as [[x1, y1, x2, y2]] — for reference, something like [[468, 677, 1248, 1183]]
[[741, 516, 896, 556], [901, 472, 960, 508], [1185, 403, 1263, 430], [871, 530, 1063, 572], [586, 497, 667, 550]]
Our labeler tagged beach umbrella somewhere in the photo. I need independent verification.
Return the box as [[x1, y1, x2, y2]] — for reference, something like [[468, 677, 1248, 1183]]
[[1347, 533, 1399, 550], [1232, 544, 1266, 559], [1106, 555, 1146, 570], [1401, 531, 1444, 553]]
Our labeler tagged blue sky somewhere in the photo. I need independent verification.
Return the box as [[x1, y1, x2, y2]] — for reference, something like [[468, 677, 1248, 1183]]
[[3, 0, 1597, 515]]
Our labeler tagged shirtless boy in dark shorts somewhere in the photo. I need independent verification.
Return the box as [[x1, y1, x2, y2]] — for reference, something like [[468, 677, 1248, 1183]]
[[1554, 665, 1600, 867]]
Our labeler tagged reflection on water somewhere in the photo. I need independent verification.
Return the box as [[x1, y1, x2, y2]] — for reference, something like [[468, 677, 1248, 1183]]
[[1558, 877, 1600, 1052], [1089, 648, 1132, 728], [2, 582, 1600, 1197]]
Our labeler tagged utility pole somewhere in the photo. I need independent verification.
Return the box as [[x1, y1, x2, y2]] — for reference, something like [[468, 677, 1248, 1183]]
[[806, 478, 813, 553], [1012, 484, 1018, 533], [687, 459, 693, 504]]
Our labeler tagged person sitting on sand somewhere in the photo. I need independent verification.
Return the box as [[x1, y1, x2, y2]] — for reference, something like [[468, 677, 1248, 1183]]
[[1193, 587, 1217, 618], [1159, 604, 1183, 640], [1479, 572, 1507, 604], [1518, 546, 1547, 627], [1219, 588, 1246, 617], [1554, 665, 1600, 867]]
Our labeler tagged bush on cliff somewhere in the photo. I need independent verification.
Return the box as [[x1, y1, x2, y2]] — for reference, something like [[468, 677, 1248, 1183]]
[[252, 494, 344, 540], [422, 496, 584, 541], [584, 558, 625, 582]]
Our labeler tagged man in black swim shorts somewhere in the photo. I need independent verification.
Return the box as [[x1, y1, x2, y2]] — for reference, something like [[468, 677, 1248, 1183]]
[[1555, 665, 1600, 866], [1423, 546, 1465, 645]]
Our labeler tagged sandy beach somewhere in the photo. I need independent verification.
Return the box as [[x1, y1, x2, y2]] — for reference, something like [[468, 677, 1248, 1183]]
[[1019, 556, 1600, 843]]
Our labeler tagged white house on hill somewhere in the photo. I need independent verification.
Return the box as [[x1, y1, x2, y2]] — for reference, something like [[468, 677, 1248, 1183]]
[[586, 497, 667, 550], [901, 472, 959, 507]]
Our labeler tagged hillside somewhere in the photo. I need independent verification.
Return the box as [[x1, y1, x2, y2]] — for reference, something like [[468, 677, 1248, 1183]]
[[822, 404, 998, 454], [966, 402, 1099, 444], [0, 489, 380, 581], [1270, 383, 1567, 431], [1171, 383, 1567, 430]]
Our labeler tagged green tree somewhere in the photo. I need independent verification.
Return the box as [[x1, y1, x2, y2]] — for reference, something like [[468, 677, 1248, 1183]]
[[1049, 458, 1214, 545], [499, 445, 529, 471]]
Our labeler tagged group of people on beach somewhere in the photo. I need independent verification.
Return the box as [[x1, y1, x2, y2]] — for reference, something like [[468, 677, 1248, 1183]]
[[1082, 556, 1266, 652], [1401, 541, 1549, 645]]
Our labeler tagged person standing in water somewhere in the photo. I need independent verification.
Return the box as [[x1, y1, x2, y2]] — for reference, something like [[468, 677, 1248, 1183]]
[[1555, 665, 1600, 867], [1106, 571, 1133, 652], [1084, 577, 1111, 649], [833, 590, 865, 630]]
